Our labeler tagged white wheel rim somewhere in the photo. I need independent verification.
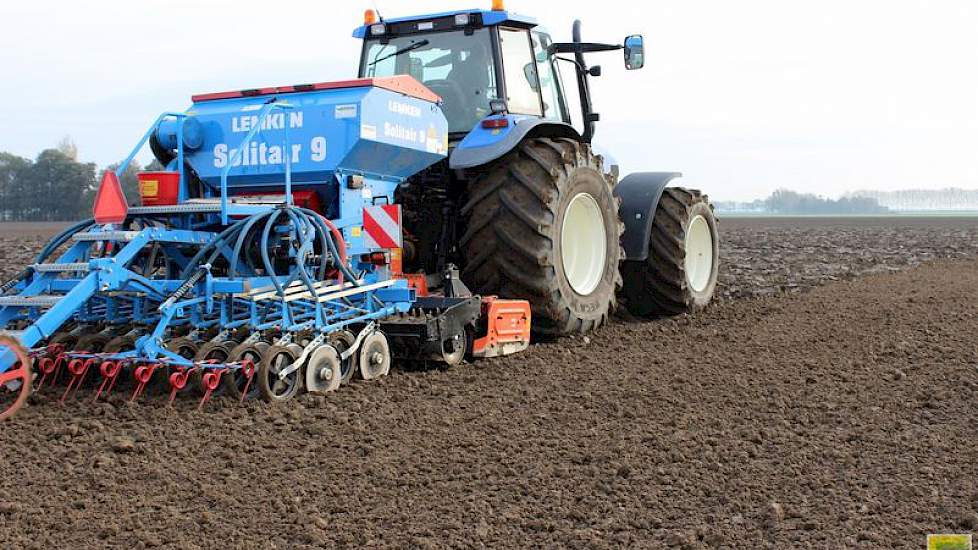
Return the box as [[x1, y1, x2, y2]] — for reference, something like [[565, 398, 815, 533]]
[[684, 214, 714, 293], [560, 192, 608, 296]]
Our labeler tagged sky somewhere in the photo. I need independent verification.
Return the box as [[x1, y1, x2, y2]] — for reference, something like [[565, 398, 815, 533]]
[[0, 0, 976, 201]]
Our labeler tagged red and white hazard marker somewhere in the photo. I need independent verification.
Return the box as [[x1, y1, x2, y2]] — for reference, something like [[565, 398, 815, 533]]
[[362, 205, 403, 250]]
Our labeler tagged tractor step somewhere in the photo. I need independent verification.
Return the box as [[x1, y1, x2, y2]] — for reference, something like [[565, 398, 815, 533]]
[[0, 295, 63, 308], [71, 231, 141, 242], [31, 262, 91, 273]]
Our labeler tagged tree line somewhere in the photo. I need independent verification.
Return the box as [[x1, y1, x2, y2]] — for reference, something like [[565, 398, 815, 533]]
[[845, 188, 978, 211], [715, 189, 889, 215], [0, 138, 161, 222]]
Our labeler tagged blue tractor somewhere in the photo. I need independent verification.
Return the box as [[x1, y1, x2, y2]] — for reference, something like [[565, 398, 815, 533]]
[[354, 5, 719, 332], [0, 3, 718, 420]]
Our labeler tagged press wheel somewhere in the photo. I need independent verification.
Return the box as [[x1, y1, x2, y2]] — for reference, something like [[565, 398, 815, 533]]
[[193, 340, 235, 395], [224, 341, 268, 399], [305, 345, 342, 395], [358, 331, 391, 381], [328, 330, 358, 384], [258, 345, 302, 402]]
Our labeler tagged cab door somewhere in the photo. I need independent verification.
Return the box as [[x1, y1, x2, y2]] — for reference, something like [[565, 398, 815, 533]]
[[531, 30, 571, 124], [496, 27, 544, 117]]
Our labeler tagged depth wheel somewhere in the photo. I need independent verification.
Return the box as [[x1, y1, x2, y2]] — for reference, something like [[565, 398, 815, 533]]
[[75, 330, 113, 352], [162, 337, 201, 394], [328, 330, 358, 384], [50, 324, 100, 352], [49, 330, 81, 351], [305, 345, 342, 395], [193, 340, 234, 395], [621, 187, 719, 316], [165, 337, 200, 361], [258, 345, 302, 402], [439, 326, 468, 366], [224, 341, 268, 399], [0, 336, 32, 421], [104, 333, 137, 354], [358, 331, 391, 380]]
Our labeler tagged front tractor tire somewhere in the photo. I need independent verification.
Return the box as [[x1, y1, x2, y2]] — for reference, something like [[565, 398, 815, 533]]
[[460, 138, 622, 336], [621, 188, 719, 317]]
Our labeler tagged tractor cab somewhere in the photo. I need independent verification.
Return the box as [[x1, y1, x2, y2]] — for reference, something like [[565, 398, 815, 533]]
[[354, 6, 644, 141], [356, 8, 555, 137]]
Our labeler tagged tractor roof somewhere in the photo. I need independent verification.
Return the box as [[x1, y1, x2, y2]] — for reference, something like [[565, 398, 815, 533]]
[[353, 9, 537, 38]]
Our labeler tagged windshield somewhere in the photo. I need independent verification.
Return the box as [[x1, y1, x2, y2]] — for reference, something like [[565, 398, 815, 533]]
[[361, 29, 496, 133]]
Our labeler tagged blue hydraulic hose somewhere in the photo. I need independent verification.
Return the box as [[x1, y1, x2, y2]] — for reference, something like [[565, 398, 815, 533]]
[[35, 218, 96, 264], [179, 215, 254, 279], [282, 208, 322, 300], [259, 209, 285, 296], [297, 207, 360, 286], [228, 210, 276, 279]]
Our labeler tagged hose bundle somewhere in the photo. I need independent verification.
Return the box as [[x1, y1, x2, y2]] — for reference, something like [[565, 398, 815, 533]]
[[173, 206, 357, 306]]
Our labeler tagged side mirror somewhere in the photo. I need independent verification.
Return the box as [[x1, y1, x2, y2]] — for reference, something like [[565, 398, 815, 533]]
[[523, 62, 540, 91], [624, 34, 644, 70], [409, 58, 424, 81]]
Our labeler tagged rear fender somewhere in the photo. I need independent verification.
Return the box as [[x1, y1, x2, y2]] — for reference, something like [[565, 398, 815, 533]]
[[449, 116, 581, 170], [614, 172, 683, 261]]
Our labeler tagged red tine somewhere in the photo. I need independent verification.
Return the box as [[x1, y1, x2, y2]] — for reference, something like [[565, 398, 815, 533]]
[[52, 353, 68, 384], [238, 360, 256, 403], [168, 368, 194, 405], [60, 358, 95, 405], [197, 369, 226, 411], [93, 360, 123, 402], [36, 357, 56, 391], [129, 364, 159, 403], [103, 360, 126, 398]]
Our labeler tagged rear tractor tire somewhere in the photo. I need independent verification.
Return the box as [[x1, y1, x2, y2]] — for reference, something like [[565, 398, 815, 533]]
[[621, 187, 719, 316], [460, 138, 622, 336]]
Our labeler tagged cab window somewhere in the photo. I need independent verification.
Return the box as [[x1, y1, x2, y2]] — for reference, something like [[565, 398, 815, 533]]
[[498, 27, 543, 116], [362, 29, 496, 133], [531, 31, 565, 122]]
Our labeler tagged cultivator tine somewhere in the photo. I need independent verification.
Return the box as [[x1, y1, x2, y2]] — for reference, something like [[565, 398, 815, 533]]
[[60, 358, 96, 405], [130, 364, 160, 403], [36, 357, 56, 391], [93, 360, 124, 402], [167, 367, 197, 405], [198, 369, 227, 411], [36, 348, 67, 392], [238, 360, 256, 403]]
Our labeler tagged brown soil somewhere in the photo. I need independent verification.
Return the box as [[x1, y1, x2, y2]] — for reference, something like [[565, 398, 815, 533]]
[[2, 245, 978, 547], [719, 216, 978, 299]]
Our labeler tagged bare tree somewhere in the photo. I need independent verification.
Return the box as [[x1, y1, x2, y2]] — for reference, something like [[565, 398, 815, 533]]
[[56, 136, 79, 161]]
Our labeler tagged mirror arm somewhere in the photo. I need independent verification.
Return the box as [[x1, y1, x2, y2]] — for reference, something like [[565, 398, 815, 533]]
[[549, 42, 623, 55]]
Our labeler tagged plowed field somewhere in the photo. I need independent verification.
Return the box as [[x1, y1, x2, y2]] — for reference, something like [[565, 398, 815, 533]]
[[2, 217, 977, 549]]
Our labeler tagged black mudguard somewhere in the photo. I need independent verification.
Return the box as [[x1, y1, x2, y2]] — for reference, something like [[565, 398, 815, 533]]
[[449, 119, 580, 170], [614, 172, 683, 261]]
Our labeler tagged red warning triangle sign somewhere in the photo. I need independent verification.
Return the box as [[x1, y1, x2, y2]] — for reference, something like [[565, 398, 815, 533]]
[[93, 171, 129, 224]]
